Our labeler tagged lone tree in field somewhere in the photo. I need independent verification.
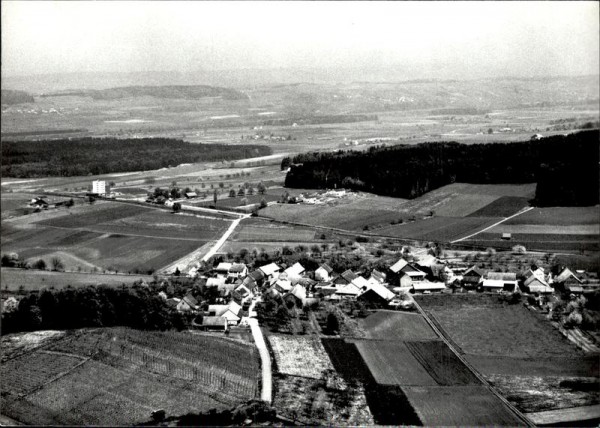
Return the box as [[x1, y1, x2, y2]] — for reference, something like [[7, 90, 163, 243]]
[[50, 257, 64, 272], [229, 189, 236, 198], [172, 202, 181, 213], [213, 190, 218, 206], [34, 259, 47, 270], [259, 198, 268, 209], [257, 182, 266, 195]]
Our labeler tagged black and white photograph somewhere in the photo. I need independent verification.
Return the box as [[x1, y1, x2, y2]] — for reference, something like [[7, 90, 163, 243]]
[[1, 1, 599, 426]]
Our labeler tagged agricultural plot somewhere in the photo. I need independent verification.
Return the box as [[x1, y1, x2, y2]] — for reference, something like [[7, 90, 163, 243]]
[[1, 268, 152, 292], [505, 206, 600, 226], [461, 234, 600, 252], [232, 222, 317, 242], [402, 385, 526, 426], [359, 311, 439, 341], [418, 294, 582, 358], [376, 216, 500, 241], [1, 328, 259, 425], [466, 196, 531, 217], [352, 340, 438, 386], [268, 335, 334, 379]]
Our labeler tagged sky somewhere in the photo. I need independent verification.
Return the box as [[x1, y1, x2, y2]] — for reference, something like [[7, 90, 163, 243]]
[[2, 1, 599, 80]]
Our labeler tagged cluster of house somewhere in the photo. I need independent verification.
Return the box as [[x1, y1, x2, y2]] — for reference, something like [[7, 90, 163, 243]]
[[28, 196, 73, 210], [153, 252, 589, 332]]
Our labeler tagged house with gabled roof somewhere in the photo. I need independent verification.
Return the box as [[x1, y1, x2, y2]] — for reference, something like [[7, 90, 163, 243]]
[[390, 258, 427, 286], [228, 263, 248, 279], [177, 294, 200, 312], [274, 278, 293, 294], [206, 277, 226, 288], [412, 281, 446, 294], [195, 316, 228, 331], [335, 281, 361, 299], [369, 269, 387, 284], [523, 274, 553, 294], [215, 262, 232, 275], [208, 301, 242, 325], [554, 268, 584, 295], [234, 282, 254, 303], [462, 266, 485, 288], [340, 269, 359, 284], [315, 263, 333, 281], [284, 262, 305, 280], [358, 281, 395, 306]]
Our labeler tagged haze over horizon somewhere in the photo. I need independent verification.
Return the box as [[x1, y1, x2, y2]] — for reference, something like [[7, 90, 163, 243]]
[[2, 1, 599, 89]]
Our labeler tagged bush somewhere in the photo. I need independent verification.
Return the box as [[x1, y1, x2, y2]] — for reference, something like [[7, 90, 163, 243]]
[[34, 259, 47, 270]]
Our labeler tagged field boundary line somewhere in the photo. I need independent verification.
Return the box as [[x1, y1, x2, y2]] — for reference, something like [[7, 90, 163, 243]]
[[411, 299, 536, 427], [202, 214, 250, 262], [450, 206, 535, 243]]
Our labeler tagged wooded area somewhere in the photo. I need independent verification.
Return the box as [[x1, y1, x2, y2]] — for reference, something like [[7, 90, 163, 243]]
[[284, 130, 599, 206], [2, 138, 271, 177]]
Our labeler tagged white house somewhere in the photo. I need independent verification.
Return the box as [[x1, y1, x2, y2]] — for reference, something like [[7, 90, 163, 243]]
[[259, 262, 281, 279], [92, 180, 107, 195], [208, 301, 242, 325], [284, 262, 305, 280], [315, 264, 333, 281]]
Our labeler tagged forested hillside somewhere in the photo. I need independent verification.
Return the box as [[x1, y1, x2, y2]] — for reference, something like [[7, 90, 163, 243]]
[[2, 138, 271, 177], [284, 130, 599, 206]]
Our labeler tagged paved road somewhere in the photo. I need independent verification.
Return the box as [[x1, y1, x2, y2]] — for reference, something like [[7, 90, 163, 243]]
[[450, 206, 535, 243], [247, 317, 272, 403]]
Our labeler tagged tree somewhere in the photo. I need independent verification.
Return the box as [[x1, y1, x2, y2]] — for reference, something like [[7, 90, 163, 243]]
[[238, 187, 245, 196], [326, 312, 340, 334], [257, 182, 266, 195], [229, 189, 236, 198], [219, 182, 225, 189], [248, 187, 254, 195], [172, 202, 181, 213], [34, 259, 47, 270], [281, 157, 291, 170], [259, 198, 268, 209], [213, 190, 218, 206], [488, 128, 493, 134], [51, 257, 64, 272]]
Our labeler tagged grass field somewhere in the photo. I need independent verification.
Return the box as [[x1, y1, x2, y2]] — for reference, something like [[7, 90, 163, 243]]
[[402, 385, 525, 426], [1, 328, 259, 425], [460, 236, 600, 252], [1, 268, 153, 292], [505, 206, 600, 225], [359, 311, 440, 341], [418, 294, 582, 359], [467, 196, 531, 217], [232, 222, 317, 242]]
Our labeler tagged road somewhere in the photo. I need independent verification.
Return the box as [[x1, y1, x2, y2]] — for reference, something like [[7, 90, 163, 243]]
[[201, 213, 250, 262], [450, 206, 535, 243], [247, 316, 272, 403]]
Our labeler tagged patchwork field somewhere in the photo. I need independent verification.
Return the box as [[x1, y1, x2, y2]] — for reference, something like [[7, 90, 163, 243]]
[[1, 268, 153, 292], [1, 328, 259, 425], [375, 216, 500, 241], [268, 335, 333, 379], [1, 202, 230, 274], [359, 311, 439, 341], [232, 221, 317, 242]]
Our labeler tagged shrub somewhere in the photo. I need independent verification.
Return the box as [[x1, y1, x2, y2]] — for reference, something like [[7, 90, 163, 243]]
[[34, 259, 47, 270]]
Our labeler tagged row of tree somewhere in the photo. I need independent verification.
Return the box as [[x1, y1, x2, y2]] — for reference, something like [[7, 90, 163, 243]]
[[1, 285, 185, 334], [2, 138, 272, 178], [284, 130, 599, 206]]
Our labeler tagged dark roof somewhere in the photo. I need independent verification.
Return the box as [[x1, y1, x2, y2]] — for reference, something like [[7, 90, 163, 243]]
[[229, 263, 246, 273], [202, 316, 227, 327], [320, 263, 333, 274], [464, 266, 485, 277], [182, 294, 198, 307], [249, 270, 265, 280]]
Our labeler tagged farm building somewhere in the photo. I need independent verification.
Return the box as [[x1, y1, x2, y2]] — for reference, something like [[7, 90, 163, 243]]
[[315, 263, 333, 281], [411, 281, 446, 294], [414, 254, 438, 268], [248, 269, 266, 285], [483, 272, 518, 291], [284, 262, 305, 280], [29, 197, 49, 208], [340, 269, 359, 284], [234, 283, 254, 303], [358, 282, 395, 306], [274, 278, 293, 293], [164, 200, 175, 208], [184, 192, 198, 198], [195, 316, 228, 331], [501, 233, 512, 240], [335, 282, 362, 299], [351, 276, 370, 290], [554, 267, 582, 286], [206, 277, 226, 288], [522, 275, 553, 294], [390, 259, 427, 283], [208, 301, 242, 325], [228, 263, 247, 278], [259, 262, 281, 279], [215, 262, 233, 274], [369, 269, 387, 284]]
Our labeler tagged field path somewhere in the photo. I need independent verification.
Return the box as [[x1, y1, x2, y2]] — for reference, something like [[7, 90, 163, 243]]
[[247, 317, 272, 403], [450, 206, 534, 243], [412, 299, 536, 427], [201, 214, 251, 262]]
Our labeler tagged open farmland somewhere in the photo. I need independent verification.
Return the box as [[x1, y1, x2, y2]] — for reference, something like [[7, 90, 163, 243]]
[[232, 221, 317, 242], [417, 294, 582, 358], [268, 335, 333, 379], [359, 311, 439, 341], [402, 385, 525, 426], [1, 201, 231, 274], [375, 216, 500, 241], [1, 328, 259, 425], [1, 268, 152, 292]]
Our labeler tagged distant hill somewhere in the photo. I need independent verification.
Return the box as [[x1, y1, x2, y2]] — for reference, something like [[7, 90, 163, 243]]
[[40, 85, 249, 101], [1, 89, 34, 105]]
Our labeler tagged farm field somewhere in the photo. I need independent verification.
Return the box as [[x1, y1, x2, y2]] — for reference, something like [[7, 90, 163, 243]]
[[466, 196, 531, 217], [359, 311, 439, 341], [504, 206, 600, 226], [417, 294, 582, 359], [1, 328, 259, 425], [1, 201, 230, 273], [268, 335, 333, 379], [460, 235, 600, 252], [232, 221, 318, 242], [402, 385, 526, 426], [375, 216, 500, 241], [1, 268, 153, 292]]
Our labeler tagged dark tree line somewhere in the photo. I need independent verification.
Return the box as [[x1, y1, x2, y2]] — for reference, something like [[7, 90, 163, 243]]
[[284, 130, 599, 206], [1, 285, 185, 335], [2, 138, 272, 178]]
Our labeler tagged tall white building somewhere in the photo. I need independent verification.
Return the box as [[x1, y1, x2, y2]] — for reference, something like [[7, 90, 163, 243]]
[[92, 180, 106, 195]]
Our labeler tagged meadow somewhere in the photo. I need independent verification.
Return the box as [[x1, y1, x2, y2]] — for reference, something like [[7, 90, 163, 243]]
[[0, 328, 259, 425], [359, 311, 439, 341]]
